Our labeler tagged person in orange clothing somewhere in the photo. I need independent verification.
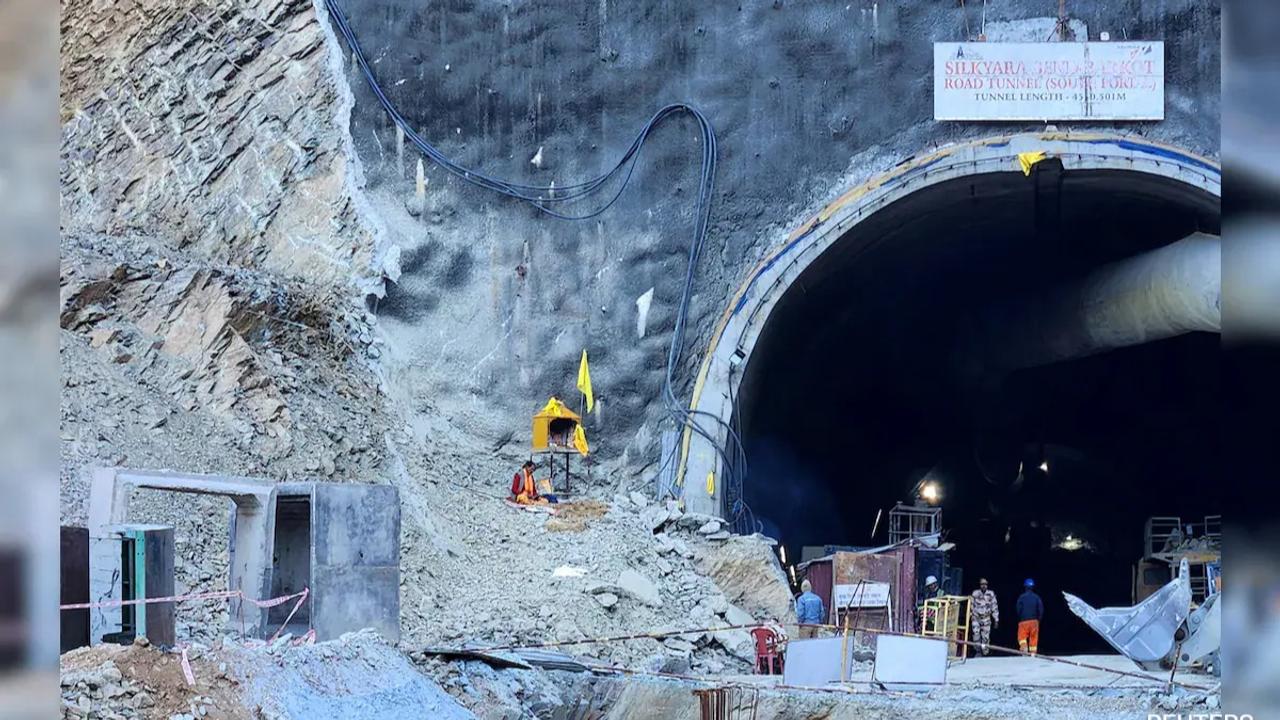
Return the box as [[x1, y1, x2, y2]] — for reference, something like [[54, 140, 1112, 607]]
[[1016, 578, 1044, 655], [510, 460, 558, 505], [510, 461, 546, 505]]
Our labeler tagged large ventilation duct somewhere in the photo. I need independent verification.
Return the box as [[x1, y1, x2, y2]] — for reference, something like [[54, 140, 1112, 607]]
[[976, 233, 1220, 371]]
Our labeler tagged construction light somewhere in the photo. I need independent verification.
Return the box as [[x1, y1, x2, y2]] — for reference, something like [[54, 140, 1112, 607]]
[[920, 481, 942, 504]]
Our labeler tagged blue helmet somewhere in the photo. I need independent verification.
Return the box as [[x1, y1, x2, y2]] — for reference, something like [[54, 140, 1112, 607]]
[[1024, 578, 1035, 588]]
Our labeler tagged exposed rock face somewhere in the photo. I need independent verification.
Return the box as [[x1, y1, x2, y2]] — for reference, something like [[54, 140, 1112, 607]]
[[694, 535, 796, 624], [60, 0, 372, 286], [60, 236, 387, 469], [53, 0, 771, 687]]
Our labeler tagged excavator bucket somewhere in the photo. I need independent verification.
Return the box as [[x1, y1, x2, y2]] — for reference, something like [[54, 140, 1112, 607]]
[[1178, 592, 1221, 670], [1063, 559, 1192, 669]]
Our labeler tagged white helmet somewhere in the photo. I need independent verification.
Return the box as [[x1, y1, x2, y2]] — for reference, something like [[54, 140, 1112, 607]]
[[925, 575, 938, 585]]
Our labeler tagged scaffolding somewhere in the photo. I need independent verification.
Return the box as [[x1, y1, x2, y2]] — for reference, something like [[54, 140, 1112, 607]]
[[888, 503, 941, 544], [921, 595, 971, 662], [1144, 516, 1184, 560], [1201, 514, 1222, 544], [1139, 515, 1222, 604]]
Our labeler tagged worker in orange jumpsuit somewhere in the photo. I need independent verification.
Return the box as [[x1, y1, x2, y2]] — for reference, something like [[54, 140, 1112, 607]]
[[1016, 578, 1044, 655]]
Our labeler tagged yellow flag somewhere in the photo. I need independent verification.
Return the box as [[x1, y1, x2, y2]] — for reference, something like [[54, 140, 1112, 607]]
[[572, 424, 590, 456], [1018, 151, 1047, 176], [576, 349, 594, 413]]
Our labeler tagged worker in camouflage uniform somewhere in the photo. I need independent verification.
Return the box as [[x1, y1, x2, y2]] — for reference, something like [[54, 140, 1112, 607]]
[[970, 578, 999, 656]]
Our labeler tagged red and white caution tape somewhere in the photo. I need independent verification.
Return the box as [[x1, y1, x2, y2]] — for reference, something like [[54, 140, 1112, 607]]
[[59, 587, 309, 612], [60, 589, 240, 611], [179, 646, 196, 686], [267, 589, 309, 643], [59, 587, 311, 648]]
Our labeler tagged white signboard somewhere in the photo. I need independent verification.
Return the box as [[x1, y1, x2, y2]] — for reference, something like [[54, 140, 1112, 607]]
[[834, 581, 891, 608], [934, 41, 1164, 121]]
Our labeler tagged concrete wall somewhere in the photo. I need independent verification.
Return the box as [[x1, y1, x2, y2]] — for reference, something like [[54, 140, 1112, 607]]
[[311, 483, 402, 642], [329, 0, 1220, 484], [89, 467, 278, 635], [89, 469, 401, 641]]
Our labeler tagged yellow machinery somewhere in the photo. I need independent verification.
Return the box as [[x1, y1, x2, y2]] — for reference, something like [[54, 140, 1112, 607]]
[[921, 595, 971, 662]]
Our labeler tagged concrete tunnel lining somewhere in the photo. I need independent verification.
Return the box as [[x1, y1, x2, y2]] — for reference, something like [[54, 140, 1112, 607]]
[[678, 132, 1221, 519]]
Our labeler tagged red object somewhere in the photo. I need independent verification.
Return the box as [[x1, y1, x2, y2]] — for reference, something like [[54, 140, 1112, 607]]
[[750, 627, 784, 675], [511, 469, 538, 500]]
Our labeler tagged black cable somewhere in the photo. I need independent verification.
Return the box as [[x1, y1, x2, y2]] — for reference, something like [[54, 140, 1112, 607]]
[[323, 0, 752, 516]]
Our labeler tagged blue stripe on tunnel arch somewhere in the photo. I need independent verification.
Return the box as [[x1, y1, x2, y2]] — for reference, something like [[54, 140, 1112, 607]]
[[1077, 138, 1221, 176]]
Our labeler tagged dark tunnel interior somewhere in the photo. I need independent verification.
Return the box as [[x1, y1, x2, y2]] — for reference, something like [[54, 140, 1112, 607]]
[[738, 164, 1220, 654]]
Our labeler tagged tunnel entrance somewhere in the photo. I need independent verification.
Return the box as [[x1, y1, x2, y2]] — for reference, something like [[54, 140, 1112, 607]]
[[735, 161, 1220, 654]]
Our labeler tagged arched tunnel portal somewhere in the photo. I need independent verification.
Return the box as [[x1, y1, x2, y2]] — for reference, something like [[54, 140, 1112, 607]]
[[679, 133, 1220, 653]]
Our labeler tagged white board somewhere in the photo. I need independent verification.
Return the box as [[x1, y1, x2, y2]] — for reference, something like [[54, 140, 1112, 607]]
[[834, 582, 891, 608], [872, 635, 949, 691], [782, 636, 855, 688], [934, 41, 1164, 121]]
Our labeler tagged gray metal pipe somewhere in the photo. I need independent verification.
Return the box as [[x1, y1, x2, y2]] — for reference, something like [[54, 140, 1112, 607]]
[[978, 233, 1220, 370]]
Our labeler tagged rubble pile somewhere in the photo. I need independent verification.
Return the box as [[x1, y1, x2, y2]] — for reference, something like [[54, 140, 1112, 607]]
[[1151, 687, 1224, 714], [60, 659, 150, 720], [59, 639, 249, 720], [234, 630, 474, 720], [393, 471, 792, 675], [57, 626, 1196, 720], [59, 631, 475, 720], [694, 534, 796, 623]]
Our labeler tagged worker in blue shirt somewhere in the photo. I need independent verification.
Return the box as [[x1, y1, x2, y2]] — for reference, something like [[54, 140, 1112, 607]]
[[795, 579, 826, 639], [1016, 578, 1044, 655]]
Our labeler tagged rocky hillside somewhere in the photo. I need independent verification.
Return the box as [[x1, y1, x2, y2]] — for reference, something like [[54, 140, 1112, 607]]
[[59, 0, 399, 642], [57, 0, 794, 669], [60, 0, 375, 285]]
